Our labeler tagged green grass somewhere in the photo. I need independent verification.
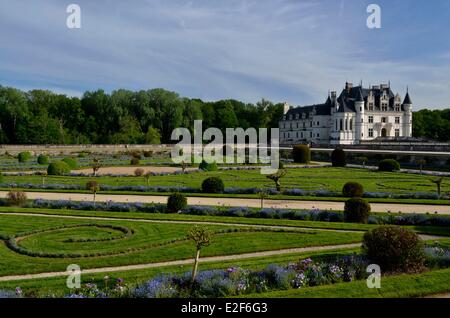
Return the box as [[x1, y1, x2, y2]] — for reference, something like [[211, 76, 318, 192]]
[[4, 167, 450, 196], [0, 213, 364, 276], [243, 268, 450, 298]]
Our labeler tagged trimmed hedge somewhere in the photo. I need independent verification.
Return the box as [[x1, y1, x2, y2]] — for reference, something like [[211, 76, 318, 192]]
[[167, 192, 187, 213], [37, 154, 49, 165], [292, 145, 311, 164], [6, 190, 27, 207], [362, 226, 425, 273], [199, 160, 218, 171], [331, 149, 346, 167], [62, 157, 78, 169], [378, 159, 401, 172], [344, 198, 371, 223], [47, 161, 71, 175], [18, 152, 31, 163], [201, 177, 225, 193], [342, 182, 364, 197]]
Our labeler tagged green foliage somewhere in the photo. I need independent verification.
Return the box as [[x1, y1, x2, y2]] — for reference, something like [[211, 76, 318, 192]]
[[6, 190, 27, 207], [331, 149, 346, 167], [344, 198, 371, 223], [378, 159, 401, 172], [18, 152, 31, 163], [130, 157, 140, 165], [292, 145, 311, 164], [47, 161, 71, 175], [201, 177, 225, 193], [86, 180, 100, 193], [144, 127, 161, 144], [362, 226, 425, 273], [199, 160, 218, 171], [0, 172, 3, 184], [413, 109, 450, 141], [37, 154, 49, 165], [62, 157, 78, 169], [166, 192, 187, 213], [342, 182, 364, 197]]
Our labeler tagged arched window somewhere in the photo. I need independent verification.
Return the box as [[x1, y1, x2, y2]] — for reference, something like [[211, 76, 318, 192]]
[[349, 119, 353, 131]]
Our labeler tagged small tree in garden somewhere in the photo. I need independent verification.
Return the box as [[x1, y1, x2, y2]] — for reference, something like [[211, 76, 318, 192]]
[[144, 172, 152, 186], [167, 192, 187, 213], [40, 172, 47, 186], [378, 159, 400, 172], [181, 160, 188, 173], [266, 170, 287, 192], [292, 145, 310, 164], [431, 177, 444, 198], [258, 188, 269, 209], [18, 151, 31, 163], [134, 168, 144, 177], [188, 226, 212, 283], [92, 158, 101, 176], [86, 181, 100, 207], [344, 198, 371, 223], [37, 154, 49, 165], [342, 182, 364, 197], [331, 148, 346, 167], [417, 159, 426, 174], [6, 190, 27, 207]]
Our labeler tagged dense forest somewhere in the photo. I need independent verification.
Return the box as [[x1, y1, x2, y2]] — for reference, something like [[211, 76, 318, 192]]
[[0, 85, 448, 144], [0, 86, 283, 144]]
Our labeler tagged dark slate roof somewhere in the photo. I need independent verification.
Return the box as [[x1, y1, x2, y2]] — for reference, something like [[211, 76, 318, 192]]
[[283, 84, 409, 118], [403, 92, 412, 104]]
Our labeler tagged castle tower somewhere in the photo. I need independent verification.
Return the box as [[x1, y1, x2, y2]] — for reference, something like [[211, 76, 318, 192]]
[[402, 88, 413, 137], [354, 87, 365, 143]]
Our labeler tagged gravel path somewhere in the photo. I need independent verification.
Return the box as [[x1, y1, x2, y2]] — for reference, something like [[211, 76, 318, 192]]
[[0, 191, 449, 214]]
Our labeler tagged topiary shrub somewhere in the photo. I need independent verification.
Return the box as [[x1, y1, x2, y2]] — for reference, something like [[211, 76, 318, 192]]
[[199, 160, 218, 171], [37, 154, 49, 165], [47, 161, 71, 175], [331, 148, 346, 167], [143, 151, 153, 158], [62, 157, 78, 169], [18, 152, 31, 163], [130, 157, 140, 165], [292, 145, 311, 164], [134, 168, 144, 176], [362, 226, 425, 273], [378, 159, 401, 172], [342, 182, 364, 197], [6, 190, 27, 207], [344, 198, 371, 223], [167, 192, 187, 213], [201, 177, 225, 193]]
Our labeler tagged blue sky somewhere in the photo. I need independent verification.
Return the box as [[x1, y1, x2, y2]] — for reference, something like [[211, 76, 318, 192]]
[[0, 0, 449, 109]]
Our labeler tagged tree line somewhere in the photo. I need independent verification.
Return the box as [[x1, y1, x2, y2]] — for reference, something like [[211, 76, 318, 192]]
[[0, 86, 283, 144], [412, 109, 450, 142]]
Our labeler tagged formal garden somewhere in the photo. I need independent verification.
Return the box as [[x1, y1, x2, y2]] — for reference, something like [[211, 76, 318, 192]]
[[0, 146, 449, 298]]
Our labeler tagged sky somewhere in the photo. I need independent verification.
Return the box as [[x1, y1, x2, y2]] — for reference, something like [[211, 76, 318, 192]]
[[0, 0, 449, 109]]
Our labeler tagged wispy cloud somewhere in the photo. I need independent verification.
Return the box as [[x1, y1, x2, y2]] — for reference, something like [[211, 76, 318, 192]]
[[0, 0, 449, 108]]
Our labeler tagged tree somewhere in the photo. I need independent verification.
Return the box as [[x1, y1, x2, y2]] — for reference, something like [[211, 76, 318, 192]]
[[86, 181, 100, 206], [431, 177, 444, 198], [266, 170, 287, 192], [258, 188, 270, 209], [187, 226, 212, 283], [417, 159, 427, 174], [144, 126, 161, 144], [180, 161, 188, 173], [92, 158, 101, 176], [144, 172, 152, 186]]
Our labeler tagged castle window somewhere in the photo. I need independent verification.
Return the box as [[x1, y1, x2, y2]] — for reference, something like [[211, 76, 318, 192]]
[[345, 119, 348, 131], [310, 132, 313, 138], [369, 116, 374, 123], [395, 117, 400, 124], [382, 103, 388, 111], [317, 133, 320, 137], [395, 104, 400, 112], [350, 119, 353, 131], [381, 117, 387, 123], [395, 129, 400, 137], [368, 103, 374, 111], [310, 121, 313, 127], [317, 121, 320, 126], [340, 119, 343, 131], [303, 122, 306, 128], [369, 129, 374, 138]]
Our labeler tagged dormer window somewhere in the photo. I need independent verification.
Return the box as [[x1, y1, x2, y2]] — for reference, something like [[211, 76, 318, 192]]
[[368, 102, 374, 111], [381, 103, 388, 111], [395, 104, 400, 111]]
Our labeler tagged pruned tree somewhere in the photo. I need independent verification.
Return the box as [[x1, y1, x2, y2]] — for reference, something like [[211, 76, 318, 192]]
[[188, 225, 212, 283], [417, 159, 427, 175], [431, 177, 444, 198], [144, 172, 152, 186], [92, 158, 101, 176], [258, 188, 269, 209], [86, 180, 100, 207], [356, 156, 369, 168], [181, 160, 188, 173], [266, 170, 287, 192]]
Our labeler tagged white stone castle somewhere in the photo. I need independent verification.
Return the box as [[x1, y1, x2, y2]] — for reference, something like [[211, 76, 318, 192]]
[[279, 82, 413, 146]]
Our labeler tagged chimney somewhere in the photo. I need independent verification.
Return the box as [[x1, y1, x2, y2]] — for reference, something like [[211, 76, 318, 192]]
[[331, 91, 337, 99], [345, 82, 353, 91]]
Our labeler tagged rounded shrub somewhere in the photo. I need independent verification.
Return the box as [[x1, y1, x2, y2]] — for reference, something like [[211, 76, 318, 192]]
[[86, 180, 100, 192], [199, 160, 218, 171], [130, 157, 140, 165], [331, 148, 346, 167], [292, 145, 311, 164], [342, 182, 364, 197], [134, 168, 144, 176], [167, 192, 187, 213], [362, 226, 425, 273], [344, 198, 371, 223], [18, 151, 31, 163], [143, 151, 153, 158], [201, 177, 225, 193], [378, 159, 400, 172], [7, 190, 27, 207], [62, 157, 78, 169], [47, 161, 71, 175], [37, 154, 49, 165]]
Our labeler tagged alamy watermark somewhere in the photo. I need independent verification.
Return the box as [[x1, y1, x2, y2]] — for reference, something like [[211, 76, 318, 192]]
[[367, 4, 381, 29], [171, 120, 280, 174], [366, 264, 381, 289], [66, 4, 81, 29], [66, 264, 81, 289]]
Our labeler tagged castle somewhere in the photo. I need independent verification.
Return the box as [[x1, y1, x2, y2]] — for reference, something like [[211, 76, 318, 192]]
[[279, 82, 413, 146]]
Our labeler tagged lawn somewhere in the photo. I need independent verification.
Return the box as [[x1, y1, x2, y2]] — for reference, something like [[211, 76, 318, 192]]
[[2, 167, 449, 198], [0, 212, 364, 277]]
